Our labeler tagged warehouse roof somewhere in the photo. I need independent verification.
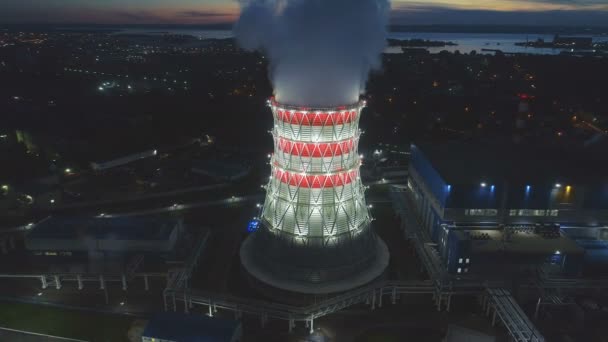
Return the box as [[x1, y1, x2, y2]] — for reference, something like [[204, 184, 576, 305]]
[[27, 215, 177, 240], [451, 229, 584, 256]]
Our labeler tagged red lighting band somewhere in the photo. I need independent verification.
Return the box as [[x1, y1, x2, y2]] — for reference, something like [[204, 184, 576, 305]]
[[275, 110, 358, 126], [276, 138, 356, 157], [273, 168, 359, 188]]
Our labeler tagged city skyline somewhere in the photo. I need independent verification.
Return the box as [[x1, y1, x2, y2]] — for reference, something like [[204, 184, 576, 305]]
[[1, 0, 608, 26]]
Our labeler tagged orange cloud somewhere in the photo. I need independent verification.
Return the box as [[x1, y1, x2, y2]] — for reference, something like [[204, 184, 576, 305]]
[[393, 0, 608, 12]]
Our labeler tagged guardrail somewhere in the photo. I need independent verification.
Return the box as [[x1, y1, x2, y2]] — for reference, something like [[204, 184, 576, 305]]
[[164, 229, 211, 312], [484, 288, 545, 342], [167, 279, 435, 333], [390, 185, 546, 342]]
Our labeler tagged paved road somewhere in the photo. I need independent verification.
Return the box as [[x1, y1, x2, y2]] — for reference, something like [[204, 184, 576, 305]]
[[57, 183, 229, 210], [0, 327, 87, 342], [0, 194, 263, 234]]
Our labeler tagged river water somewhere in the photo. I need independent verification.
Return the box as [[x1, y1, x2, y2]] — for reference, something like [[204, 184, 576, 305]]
[[116, 28, 608, 55]]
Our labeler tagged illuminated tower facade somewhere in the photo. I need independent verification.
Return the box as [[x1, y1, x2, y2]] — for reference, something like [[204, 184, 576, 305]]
[[240, 98, 389, 294]]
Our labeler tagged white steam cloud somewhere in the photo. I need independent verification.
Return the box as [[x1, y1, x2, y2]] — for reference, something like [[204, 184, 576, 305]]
[[235, 0, 390, 107]]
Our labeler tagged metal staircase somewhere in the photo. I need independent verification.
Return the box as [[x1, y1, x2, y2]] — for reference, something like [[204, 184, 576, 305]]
[[484, 288, 545, 342], [164, 230, 210, 311], [125, 254, 144, 280], [389, 185, 546, 342]]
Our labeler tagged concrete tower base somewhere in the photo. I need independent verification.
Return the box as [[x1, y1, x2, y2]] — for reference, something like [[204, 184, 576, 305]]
[[240, 227, 389, 294]]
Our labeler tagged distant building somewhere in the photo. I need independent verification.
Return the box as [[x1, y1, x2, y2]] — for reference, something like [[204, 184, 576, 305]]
[[553, 35, 593, 49], [91, 149, 158, 172], [142, 313, 242, 342], [407, 142, 608, 276]]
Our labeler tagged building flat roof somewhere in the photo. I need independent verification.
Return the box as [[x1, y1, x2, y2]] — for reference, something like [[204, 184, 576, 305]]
[[143, 313, 240, 342], [414, 141, 608, 185], [27, 215, 177, 241], [455, 229, 585, 255]]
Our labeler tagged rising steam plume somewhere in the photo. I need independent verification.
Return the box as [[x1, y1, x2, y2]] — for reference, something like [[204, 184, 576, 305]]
[[235, 0, 390, 107]]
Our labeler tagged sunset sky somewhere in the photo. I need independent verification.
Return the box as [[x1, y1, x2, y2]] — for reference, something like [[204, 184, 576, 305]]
[[1, 0, 607, 26]]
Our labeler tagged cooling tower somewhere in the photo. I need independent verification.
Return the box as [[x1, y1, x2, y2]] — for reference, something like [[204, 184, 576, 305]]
[[240, 98, 389, 294]]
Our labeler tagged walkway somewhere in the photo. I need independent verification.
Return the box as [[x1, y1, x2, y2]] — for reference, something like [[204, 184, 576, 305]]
[[388, 185, 545, 342], [483, 288, 545, 342], [166, 279, 435, 333]]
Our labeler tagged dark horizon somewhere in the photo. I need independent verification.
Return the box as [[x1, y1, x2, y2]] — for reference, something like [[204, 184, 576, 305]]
[[2, 23, 608, 35]]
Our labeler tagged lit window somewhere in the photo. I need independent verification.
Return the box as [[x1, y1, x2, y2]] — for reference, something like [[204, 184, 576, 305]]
[[457, 268, 462, 273], [459, 258, 463, 264], [509, 209, 517, 216], [517, 209, 546, 217], [466, 258, 470, 264], [467, 209, 498, 216]]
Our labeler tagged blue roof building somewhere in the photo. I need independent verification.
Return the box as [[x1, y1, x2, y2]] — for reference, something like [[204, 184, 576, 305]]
[[142, 313, 242, 342], [25, 215, 181, 253], [406, 142, 608, 277]]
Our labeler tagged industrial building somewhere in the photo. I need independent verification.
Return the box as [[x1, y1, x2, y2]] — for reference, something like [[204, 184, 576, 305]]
[[0, 213, 193, 293], [240, 98, 388, 294], [24, 214, 182, 276], [407, 142, 608, 277], [26, 215, 181, 254]]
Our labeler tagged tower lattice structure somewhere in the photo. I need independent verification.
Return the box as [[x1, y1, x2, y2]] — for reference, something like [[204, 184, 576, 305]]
[[240, 98, 388, 294]]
